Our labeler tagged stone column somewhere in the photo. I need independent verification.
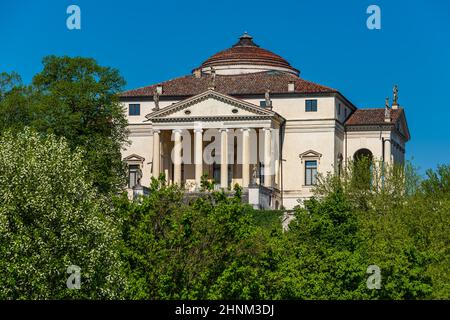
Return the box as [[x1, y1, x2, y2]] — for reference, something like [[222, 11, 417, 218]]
[[173, 129, 182, 185], [263, 128, 272, 188], [152, 129, 160, 179], [241, 128, 250, 188], [385, 139, 393, 165], [220, 129, 229, 189], [194, 128, 203, 189]]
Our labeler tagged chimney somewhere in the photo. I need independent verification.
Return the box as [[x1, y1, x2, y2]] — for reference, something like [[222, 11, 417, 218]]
[[156, 85, 163, 95], [193, 68, 202, 79], [288, 81, 295, 92]]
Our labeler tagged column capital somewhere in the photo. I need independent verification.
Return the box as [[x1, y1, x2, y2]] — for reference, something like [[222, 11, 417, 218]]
[[262, 127, 273, 132], [194, 128, 203, 133], [172, 129, 183, 134], [240, 128, 251, 132], [153, 129, 161, 134], [219, 128, 229, 133]]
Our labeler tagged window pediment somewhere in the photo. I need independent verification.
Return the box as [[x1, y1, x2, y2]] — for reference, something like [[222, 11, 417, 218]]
[[299, 150, 322, 163], [123, 154, 145, 163]]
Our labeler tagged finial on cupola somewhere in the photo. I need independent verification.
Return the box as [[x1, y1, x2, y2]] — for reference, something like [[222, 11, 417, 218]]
[[233, 31, 259, 47]]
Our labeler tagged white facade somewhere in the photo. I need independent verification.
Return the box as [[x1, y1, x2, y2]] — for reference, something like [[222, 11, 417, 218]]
[[120, 34, 410, 209]]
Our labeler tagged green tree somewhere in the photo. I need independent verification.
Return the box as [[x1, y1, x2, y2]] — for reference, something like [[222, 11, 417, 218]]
[[310, 160, 440, 299], [0, 72, 34, 132], [0, 56, 129, 194], [414, 165, 450, 298], [118, 179, 267, 299], [0, 71, 22, 99], [266, 186, 369, 299], [0, 128, 126, 299]]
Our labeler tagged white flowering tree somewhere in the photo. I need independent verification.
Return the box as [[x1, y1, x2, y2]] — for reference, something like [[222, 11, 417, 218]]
[[0, 128, 126, 299]]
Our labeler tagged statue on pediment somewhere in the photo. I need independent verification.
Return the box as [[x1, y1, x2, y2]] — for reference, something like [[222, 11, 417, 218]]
[[209, 67, 216, 90], [265, 89, 272, 108], [393, 84, 399, 105], [153, 88, 160, 111], [252, 164, 258, 184], [385, 97, 391, 120]]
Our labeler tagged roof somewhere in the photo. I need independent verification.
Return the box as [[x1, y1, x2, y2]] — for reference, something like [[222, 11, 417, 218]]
[[120, 71, 337, 98], [345, 108, 404, 126], [199, 32, 299, 75], [345, 108, 410, 140]]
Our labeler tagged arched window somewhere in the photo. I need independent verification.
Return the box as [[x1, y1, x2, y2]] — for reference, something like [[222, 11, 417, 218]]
[[353, 148, 373, 162], [353, 148, 373, 188]]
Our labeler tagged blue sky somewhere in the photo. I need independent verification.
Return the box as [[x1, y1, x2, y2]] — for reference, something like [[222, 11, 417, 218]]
[[1, 0, 449, 173]]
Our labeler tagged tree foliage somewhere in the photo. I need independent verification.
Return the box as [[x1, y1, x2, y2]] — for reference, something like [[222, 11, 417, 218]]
[[116, 161, 449, 300], [0, 56, 128, 194], [117, 178, 268, 299], [0, 129, 126, 299]]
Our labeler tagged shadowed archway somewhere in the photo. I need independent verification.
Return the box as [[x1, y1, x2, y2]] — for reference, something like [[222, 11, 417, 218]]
[[353, 148, 373, 162]]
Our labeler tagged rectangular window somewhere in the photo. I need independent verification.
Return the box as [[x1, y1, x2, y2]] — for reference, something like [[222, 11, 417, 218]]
[[305, 160, 318, 186], [338, 103, 341, 115], [305, 99, 318, 112], [128, 164, 139, 188], [129, 104, 140, 116], [344, 108, 347, 118], [260, 101, 266, 108]]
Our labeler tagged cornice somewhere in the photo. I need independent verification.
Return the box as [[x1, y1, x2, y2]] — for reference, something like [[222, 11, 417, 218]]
[[151, 115, 274, 123], [146, 90, 276, 119]]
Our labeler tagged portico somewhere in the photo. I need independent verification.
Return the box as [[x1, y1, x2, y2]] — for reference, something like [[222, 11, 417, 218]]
[[147, 90, 283, 191]]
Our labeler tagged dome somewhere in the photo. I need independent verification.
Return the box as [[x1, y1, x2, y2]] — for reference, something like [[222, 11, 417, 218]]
[[198, 33, 300, 76]]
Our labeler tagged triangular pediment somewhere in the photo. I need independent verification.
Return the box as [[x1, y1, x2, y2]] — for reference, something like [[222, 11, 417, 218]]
[[299, 150, 322, 159], [145, 90, 276, 120], [123, 154, 145, 162]]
